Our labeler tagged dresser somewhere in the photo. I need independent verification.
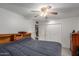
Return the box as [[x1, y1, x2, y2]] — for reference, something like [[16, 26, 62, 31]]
[[70, 33, 79, 56]]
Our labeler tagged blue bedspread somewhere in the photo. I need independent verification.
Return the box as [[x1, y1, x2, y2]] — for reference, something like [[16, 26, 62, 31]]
[[0, 38, 62, 56]]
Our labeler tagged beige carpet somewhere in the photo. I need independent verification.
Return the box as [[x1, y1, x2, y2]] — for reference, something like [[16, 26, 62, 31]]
[[62, 47, 71, 56]]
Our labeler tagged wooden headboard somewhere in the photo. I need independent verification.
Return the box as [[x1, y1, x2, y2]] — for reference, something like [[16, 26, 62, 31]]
[[0, 32, 31, 44], [0, 34, 11, 44], [10, 33, 31, 41]]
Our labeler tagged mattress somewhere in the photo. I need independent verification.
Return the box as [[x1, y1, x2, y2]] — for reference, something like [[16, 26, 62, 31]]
[[0, 38, 62, 56]]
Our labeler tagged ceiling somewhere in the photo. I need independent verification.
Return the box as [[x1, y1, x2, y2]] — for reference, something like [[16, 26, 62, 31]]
[[0, 3, 79, 20]]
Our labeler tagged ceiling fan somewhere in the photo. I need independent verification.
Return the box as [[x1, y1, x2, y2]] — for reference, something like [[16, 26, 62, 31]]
[[31, 5, 58, 19]]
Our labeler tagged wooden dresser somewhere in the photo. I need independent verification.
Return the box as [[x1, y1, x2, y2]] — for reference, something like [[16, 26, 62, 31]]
[[70, 33, 79, 56]]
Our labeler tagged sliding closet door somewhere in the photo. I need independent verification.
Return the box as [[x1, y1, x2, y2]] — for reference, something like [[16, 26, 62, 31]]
[[45, 24, 62, 44], [39, 23, 62, 44]]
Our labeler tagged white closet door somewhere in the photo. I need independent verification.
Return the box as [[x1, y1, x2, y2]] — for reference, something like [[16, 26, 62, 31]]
[[39, 24, 62, 44], [45, 24, 62, 44]]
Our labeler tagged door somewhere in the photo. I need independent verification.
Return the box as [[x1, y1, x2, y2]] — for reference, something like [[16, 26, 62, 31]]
[[39, 23, 62, 44], [45, 24, 62, 44]]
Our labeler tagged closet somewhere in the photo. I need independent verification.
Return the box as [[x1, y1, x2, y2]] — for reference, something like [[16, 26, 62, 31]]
[[39, 23, 62, 45]]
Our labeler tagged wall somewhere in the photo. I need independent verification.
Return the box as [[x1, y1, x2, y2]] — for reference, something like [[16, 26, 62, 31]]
[[0, 8, 35, 38], [74, 17, 79, 31]]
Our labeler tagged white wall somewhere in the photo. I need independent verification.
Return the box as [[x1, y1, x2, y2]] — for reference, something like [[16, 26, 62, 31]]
[[74, 17, 79, 31], [0, 8, 35, 38]]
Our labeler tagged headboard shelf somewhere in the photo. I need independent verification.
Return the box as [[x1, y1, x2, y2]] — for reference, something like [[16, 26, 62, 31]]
[[0, 32, 31, 44]]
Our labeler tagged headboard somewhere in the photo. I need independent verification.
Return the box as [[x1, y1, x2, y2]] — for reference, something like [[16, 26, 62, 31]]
[[0, 32, 31, 44]]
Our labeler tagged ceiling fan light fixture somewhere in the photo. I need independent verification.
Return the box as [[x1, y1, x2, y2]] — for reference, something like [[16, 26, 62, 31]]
[[32, 5, 58, 18], [40, 5, 49, 17], [40, 11, 48, 17]]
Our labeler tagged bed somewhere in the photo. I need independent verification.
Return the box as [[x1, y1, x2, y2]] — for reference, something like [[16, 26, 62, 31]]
[[0, 38, 62, 56]]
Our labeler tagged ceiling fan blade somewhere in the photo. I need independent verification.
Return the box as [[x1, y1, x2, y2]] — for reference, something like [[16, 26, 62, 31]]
[[49, 12, 58, 15]]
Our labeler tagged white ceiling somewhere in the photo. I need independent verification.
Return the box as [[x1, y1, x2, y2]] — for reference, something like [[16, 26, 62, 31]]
[[0, 3, 79, 20]]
